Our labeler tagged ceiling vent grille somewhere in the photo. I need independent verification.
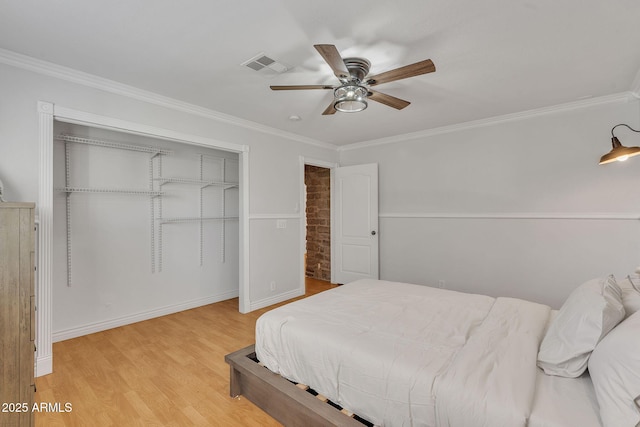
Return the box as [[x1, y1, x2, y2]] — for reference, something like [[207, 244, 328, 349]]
[[241, 53, 288, 74]]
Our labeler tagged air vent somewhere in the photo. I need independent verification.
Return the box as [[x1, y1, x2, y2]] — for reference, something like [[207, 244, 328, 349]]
[[241, 53, 288, 74]]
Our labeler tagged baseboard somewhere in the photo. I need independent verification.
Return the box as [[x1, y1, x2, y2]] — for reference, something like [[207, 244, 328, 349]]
[[36, 355, 53, 377], [249, 288, 304, 312], [52, 290, 239, 343]]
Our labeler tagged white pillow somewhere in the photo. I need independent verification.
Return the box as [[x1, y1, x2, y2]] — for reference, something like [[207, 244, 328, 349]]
[[618, 275, 640, 319], [588, 310, 640, 427], [537, 275, 625, 377], [628, 275, 640, 291]]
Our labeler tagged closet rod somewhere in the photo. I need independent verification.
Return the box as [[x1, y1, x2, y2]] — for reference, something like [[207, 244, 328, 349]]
[[154, 177, 238, 188], [56, 134, 172, 155], [57, 187, 164, 196]]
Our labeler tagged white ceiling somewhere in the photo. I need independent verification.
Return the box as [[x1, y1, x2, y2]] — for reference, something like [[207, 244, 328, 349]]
[[1, 0, 639, 147]]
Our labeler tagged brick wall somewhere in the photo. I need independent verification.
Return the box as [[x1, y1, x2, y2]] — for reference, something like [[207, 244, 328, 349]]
[[305, 165, 331, 281]]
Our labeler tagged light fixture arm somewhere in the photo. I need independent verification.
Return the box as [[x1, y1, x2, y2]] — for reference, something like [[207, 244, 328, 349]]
[[611, 123, 640, 138]]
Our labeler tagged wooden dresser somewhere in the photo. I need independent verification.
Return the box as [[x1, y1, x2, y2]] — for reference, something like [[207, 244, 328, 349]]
[[0, 203, 35, 427]]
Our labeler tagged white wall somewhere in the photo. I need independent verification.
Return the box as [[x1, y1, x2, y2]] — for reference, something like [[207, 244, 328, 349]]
[[3, 50, 640, 372], [0, 61, 337, 304], [0, 59, 338, 369], [340, 96, 640, 308]]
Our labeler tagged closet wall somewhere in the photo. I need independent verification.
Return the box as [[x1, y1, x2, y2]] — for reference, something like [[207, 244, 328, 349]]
[[52, 123, 239, 340]]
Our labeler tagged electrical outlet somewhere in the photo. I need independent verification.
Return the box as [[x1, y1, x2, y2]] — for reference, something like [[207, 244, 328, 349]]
[[270, 281, 276, 291], [276, 219, 287, 229], [438, 280, 445, 289]]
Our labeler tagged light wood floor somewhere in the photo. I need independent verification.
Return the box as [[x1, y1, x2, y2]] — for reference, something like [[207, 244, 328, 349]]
[[35, 278, 337, 426]]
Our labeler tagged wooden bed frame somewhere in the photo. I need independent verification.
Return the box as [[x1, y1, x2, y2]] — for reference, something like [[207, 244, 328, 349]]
[[225, 345, 368, 427]]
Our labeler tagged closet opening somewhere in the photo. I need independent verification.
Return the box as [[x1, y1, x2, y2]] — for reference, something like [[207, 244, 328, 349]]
[[51, 122, 240, 342]]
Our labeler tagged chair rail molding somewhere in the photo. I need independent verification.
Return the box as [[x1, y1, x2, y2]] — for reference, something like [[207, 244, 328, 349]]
[[379, 212, 640, 220]]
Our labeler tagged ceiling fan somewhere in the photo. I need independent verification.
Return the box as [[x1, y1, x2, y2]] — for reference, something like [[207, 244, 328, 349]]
[[270, 44, 435, 115]]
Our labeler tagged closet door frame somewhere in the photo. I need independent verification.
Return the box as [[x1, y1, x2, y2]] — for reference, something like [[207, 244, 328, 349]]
[[37, 101, 250, 377]]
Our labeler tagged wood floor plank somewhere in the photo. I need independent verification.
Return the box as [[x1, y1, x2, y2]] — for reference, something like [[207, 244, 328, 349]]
[[35, 278, 337, 426]]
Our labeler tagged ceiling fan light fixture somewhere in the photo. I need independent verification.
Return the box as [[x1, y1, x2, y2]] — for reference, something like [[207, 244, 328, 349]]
[[270, 44, 435, 116], [334, 84, 368, 113]]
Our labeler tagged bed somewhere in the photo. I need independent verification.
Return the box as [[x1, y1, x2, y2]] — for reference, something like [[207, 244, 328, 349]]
[[226, 277, 640, 427]]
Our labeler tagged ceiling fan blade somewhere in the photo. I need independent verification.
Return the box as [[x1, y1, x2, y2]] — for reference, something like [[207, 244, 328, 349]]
[[367, 59, 435, 86], [314, 44, 350, 80], [368, 89, 411, 110], [270, 85, 334, 90], [322, 101, 337, 115]]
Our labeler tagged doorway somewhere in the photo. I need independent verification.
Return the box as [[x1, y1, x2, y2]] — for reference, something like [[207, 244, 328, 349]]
[[299, 159, 379, 293], [304, 164, 331, 283]]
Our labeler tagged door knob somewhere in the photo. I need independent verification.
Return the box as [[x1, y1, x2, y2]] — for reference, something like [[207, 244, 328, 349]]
[[371, 230, 376, 236]]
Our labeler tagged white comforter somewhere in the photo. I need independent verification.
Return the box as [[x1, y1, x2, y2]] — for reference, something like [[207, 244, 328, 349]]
[[256, 279, 552, 427]]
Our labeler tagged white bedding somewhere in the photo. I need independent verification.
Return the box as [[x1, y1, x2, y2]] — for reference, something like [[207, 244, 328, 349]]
[[529, 370, 601, 427], [255, 279, 602, 427]]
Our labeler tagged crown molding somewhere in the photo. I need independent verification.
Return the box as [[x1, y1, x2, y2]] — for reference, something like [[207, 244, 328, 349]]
[[0, 48, 337, 151], [3, 47, 637, 154], [339, 91, 637, 152]]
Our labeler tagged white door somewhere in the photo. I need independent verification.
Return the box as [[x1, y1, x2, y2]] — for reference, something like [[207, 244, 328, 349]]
[[333, 163, 379, 284]]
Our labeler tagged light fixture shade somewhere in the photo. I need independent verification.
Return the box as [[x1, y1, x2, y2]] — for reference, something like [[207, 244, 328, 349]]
[[599, 137, 640, 165], [334, 84, 368, 113]]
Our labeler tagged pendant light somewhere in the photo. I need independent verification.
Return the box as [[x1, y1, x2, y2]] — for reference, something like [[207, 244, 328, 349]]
[[599, 124, 640, 165]]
